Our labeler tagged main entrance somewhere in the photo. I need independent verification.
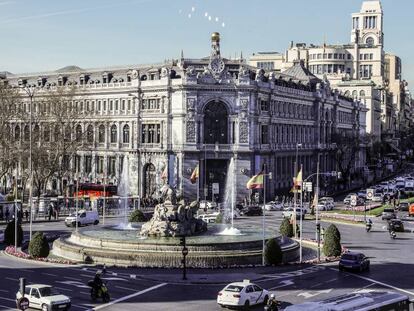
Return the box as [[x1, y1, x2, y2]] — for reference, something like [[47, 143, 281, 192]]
[[204, 159, 228, 202]]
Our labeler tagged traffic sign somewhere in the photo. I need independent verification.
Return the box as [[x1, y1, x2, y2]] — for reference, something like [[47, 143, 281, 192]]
[[303, 182, 312, 192], [350, 195, 357, 207], [366, 189, 374, 200], [17, 297, 29, 310]]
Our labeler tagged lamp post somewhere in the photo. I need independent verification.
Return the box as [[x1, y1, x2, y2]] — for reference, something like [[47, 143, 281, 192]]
[[261, 164, 272, 266], [22, 86, 35, 241], [293, 143, 302, 238]]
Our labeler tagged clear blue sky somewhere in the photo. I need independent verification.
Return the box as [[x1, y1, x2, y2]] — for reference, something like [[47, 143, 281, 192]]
[[0, 0, 413, 88]]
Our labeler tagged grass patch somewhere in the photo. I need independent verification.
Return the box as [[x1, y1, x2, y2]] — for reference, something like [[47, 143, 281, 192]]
[[326, 204, 391, 217], [400, 197, 414, 204]]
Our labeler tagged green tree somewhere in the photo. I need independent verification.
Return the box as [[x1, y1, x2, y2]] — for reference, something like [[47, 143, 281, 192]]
[[265, 238, 283, 265], [4, 220, 23, 246], [279, 218, 293, 237], [129, 209, 146, 223], [28, 231, 50, 258], [323, 224, 342, 257]]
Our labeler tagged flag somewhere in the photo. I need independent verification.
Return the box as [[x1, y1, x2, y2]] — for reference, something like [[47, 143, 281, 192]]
[[246, 170, 264, 190], [291, 169, 303, 193], [161, 166, 168, 180], [190, 165, 199, 184]]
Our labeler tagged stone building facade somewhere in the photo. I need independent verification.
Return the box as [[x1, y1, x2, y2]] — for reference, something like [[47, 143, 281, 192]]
[[2, 33, 365, 202]]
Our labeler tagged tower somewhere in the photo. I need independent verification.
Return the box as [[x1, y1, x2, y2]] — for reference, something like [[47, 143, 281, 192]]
[[351, 0, 383, 46], [211, 32, 221, 57]]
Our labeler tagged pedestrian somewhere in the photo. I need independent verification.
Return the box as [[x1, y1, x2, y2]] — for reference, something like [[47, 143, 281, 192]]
[[24, 209, 29, 222], [321, 227, 325, 241]]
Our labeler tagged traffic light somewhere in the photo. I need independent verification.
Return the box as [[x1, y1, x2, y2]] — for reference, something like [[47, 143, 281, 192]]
[[179, 236, 186, 247], [316, 223, 320, 233]]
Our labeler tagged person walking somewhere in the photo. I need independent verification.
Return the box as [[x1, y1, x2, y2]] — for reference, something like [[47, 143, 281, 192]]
[[24, 209, 29, 222]]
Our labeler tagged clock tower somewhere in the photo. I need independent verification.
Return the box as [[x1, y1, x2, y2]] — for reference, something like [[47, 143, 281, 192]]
[[209, 32, 225, 76]]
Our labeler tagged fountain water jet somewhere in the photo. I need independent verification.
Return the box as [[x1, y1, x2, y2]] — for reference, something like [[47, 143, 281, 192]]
[[116, 156, 130, 229]]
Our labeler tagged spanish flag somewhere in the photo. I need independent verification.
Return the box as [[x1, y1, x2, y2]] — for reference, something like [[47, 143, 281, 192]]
[[246, 171, 264, 190], [291, 169, 303, 192], [190, 165, 199, 184]]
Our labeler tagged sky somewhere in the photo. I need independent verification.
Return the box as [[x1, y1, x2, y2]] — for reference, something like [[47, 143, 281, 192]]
[[0, 0, 413, 89]]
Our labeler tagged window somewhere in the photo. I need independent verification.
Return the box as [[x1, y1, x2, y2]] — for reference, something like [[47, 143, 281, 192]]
[[352, 90, 358, 98], [359, 64, 373, 78], [141, 124, 161, 144], [260, 99, 269, 111], [64, 126, 71, 142], [261, 125, 269, 144], [87, 125, 94, 143], [74, 155, 81, 173], [33, 125, 40, 142], [328, 53, 332, 59], [360, 90, 366, 97], [257, 62, 274, 70], [123, 124, 130, 143], [43, 125, 50, 142], [96, 156, 104, 174], [108, 157, 116, 176], [76, 125, 82, 142], [24, 125, 29, 141], [98, 125, 105, 143], [85, 156, 92, 174], [121, 100, 125, 111], [110, 124, 117, 143]]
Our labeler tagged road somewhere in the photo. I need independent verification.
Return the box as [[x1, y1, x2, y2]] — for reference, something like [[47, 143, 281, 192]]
[[0, 210, 414, 310]]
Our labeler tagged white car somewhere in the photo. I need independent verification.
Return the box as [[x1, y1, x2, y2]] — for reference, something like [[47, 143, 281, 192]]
[[16, 284, 71, 311], [198, 212, 219, 223], [371, 192, 383, 202], [65, 210, 99, 227], [264, 202, 283, 211], [199, 201, 217, 210], [217, 280, 269, 309]]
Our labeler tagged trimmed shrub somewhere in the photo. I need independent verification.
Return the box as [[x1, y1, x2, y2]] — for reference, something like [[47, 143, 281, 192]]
[[129, 209, 146, 223], [279, 218, 293, 237], [323, 224, 342, 257], [265, 238, 283, 265], [28, 232, 50, 258], [4, 220, 23, 246]]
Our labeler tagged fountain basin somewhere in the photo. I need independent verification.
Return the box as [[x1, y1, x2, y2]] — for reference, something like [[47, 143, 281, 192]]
[[52, 224, 299, 268]]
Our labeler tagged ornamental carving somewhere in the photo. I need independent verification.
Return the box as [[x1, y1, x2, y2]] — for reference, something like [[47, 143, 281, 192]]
[[186, 121, 196, 143], [187, 98, 196, 110], [239, 122, 248, 143], [240, 99, 248, 110]]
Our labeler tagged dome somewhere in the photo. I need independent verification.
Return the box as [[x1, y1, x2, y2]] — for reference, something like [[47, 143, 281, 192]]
[[211, 32, 220, 42]]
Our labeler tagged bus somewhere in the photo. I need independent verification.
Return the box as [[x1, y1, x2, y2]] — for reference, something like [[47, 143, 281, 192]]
[[283, 291, 412, 311]]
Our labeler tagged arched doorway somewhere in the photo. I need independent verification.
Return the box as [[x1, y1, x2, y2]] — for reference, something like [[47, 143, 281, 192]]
[[203, 101, 228, 144], [143, 163, 156, 198]]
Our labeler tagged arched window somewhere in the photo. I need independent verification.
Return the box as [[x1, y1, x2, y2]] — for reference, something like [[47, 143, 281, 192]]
[[33, 124, 40, 142], [87, 124, 94, 143], [123, 124, 130, 143], [24, 125, 29, 141], [344, 90, 350, 97], [360, 90, 366, 97], [110, 124, 117, 143], [15, 125, 20, 141], [203, 101, 228, 144], [76, 124, 82, 142], [43, 125, 50, 142], [54, 125, 60, 142], [352, 90, 358, 98], [64, 125, 71, 142], [98, 125, 105, 143]]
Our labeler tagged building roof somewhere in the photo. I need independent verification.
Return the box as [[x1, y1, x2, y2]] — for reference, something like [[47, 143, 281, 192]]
[[282, 60, 320, 85]]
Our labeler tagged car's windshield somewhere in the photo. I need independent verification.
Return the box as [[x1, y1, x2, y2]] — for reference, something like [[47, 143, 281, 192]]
[[225, 285, 244, 292], [341, 254, 357, 261], [39, 287, 60, 297], [384, 209, 394, 213]]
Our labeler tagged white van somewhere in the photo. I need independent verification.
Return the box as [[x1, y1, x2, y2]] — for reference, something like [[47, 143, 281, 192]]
[[65, 210, 99, 227]]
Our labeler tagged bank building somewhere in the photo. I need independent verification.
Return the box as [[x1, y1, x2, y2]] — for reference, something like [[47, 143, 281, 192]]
[[2, 32, 365, 203]]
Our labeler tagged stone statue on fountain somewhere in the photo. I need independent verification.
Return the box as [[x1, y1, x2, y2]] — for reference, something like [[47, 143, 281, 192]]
[[140, 184, 207, 237]]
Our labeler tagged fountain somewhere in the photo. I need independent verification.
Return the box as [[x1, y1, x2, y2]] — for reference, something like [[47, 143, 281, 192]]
[[52, 184, 300, 267], [114, 156, 131, 230]]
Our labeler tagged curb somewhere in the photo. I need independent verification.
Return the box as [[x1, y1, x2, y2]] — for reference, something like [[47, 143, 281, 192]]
[[1, 250, 75, 267]]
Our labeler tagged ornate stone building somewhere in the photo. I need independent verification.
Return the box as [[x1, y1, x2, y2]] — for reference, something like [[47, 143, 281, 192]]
[[2, 32, 365, 202]]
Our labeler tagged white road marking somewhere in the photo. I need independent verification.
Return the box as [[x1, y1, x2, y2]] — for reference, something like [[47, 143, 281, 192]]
[[80, 292, 90, 295], [130, 275, 136, 279], [102, 277, 127, 281], [0, 289, 9, 293], [20, 269, 34, 273], [42, 273, 59, 277], [55, 287, 73, 292], [72, 304, 92, 310], [0, 296, 16, 302], [64, 276, 80, 281], [4, 277, 17, 282], [56, 280, 90, 289], [93, 283, 168, 310], [0, 304, 12, 310], [298, 289, 332, 299], [330, 268, 414, 296]]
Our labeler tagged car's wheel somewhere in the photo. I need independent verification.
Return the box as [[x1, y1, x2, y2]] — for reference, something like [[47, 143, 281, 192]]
[[263, 295, 269, 305], [42, 304, 49, 311], [94, 220, 99, 225], [244, 300, 250, 310]]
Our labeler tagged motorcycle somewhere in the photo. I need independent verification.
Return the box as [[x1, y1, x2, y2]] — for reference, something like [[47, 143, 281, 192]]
[[88, 280, 110, 302], [390, 230, 396, 239], [365, 222, 372, 232], [264, 300, 281, 311]]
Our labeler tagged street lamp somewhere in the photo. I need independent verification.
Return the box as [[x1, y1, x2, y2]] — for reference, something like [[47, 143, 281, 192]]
[[22, 86, 35, 241], [261, 164, 272, 266]]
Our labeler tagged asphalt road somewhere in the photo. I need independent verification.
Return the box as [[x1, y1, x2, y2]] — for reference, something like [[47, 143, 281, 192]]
[[0, 210, 414, 310]]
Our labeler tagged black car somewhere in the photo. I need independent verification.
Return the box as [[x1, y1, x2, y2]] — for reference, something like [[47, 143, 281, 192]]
[[398, 202, 409, 211], [388, 219, 405, 232], [339, 251, 370, 272], [241, 205, 263, 216]]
